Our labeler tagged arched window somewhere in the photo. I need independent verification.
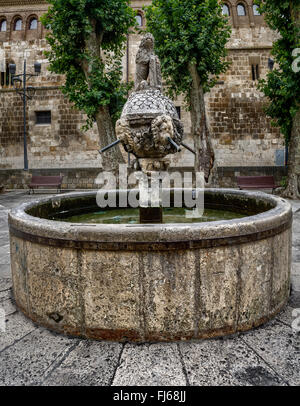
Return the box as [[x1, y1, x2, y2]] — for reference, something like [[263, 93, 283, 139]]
[[135, 14, 143, 27], [14, 18, 22, 31], [253, 5, 261, 16], [29, 17, 38, 30], [237, 4, 246, 16], [222, 4, 230, 16], [1, 62, 14, 87], [0, 19, 7, 32]]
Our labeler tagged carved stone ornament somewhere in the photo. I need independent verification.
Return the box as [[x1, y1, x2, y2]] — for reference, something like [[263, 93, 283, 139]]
[[116, 33, 184, 167]]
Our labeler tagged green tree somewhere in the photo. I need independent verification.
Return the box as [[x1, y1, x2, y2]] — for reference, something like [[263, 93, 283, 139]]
[[145, 0, 231, 181], [41, 0, 136, 170], [256, 0, 300, 198]]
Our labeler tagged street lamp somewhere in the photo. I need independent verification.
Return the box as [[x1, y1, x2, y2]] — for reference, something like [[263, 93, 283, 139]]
[[9, 60, 41, 171]]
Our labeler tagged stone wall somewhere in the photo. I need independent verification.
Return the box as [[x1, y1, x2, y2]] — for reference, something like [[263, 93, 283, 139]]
[[0, 167, 102, 190], [0, 87, 101, 169], [208, 49, 283, 167], [0, 0, 103, 169], [0, 0, 287, 175], [0, 165, 287, 191]]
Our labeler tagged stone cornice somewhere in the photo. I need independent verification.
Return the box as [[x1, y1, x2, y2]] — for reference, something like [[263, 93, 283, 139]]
[[0, 0, 46, 6]]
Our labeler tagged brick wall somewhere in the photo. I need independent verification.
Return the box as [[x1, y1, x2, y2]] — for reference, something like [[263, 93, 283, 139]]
[[207, 49, 283, 167], [0, 87, 101, 169], [0, 167, 102, 190], [0, 90, 24, 163]]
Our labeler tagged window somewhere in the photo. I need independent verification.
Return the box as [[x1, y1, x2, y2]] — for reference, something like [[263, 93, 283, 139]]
[[0, 19, 7, 32], [175, 106, 181, 119], [222, 4, 230, 16], [251, 64, 260, 80], [253, 5, 261, 16], [237, 4, 246, 16], [135, 14, 143, 27], [14, 18, 22, 31], [29, 18, 38, 30], [268, 58, 274, 71], [35, 111, 51, 125]]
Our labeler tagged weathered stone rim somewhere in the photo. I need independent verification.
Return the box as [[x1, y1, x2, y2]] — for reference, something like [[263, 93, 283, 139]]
[[9, 219, 291, 251], [8, 189, 292, 248]]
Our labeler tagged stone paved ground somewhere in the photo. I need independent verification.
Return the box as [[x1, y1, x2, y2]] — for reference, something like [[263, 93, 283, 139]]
[[0, 191, 299, 387]]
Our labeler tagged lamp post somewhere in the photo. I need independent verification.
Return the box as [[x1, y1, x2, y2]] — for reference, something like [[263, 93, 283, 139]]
[[9, 60, 41, 171]]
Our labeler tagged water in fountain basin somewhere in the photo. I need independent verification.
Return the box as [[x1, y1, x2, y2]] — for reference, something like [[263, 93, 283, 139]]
[[55, 207, 246, 224]]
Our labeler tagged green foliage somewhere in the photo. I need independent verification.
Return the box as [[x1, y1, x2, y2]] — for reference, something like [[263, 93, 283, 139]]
[[280, 175, 288, 188], [41, 0, 136, 128], [255, 0, 300, 144], [144, 0, 231, 104]]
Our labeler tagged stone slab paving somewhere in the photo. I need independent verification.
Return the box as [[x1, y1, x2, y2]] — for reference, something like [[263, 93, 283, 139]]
[[240, 318, 299, 386], [179, 338, 287, 386], [42, 341, 123, 386], [112, 343, 187, 386], [0, 191, 299, 387]]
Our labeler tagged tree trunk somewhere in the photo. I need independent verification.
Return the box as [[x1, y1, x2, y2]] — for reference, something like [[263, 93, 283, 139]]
[[282, 3, 300, 198], [81, 19, 125, 172], [188, 63, 214, 183], [95, 107, 125, 171], [282, 110, 300, 199]]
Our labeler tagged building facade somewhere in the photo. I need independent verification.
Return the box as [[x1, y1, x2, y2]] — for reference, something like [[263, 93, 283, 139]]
[[0, 0, 286, 188]]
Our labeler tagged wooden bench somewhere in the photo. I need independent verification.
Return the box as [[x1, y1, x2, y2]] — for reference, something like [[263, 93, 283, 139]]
[[236, 176, 279, 194], [29, 175, 63, 194]]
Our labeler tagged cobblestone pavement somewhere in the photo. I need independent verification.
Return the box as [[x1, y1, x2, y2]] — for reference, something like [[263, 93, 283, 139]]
[[0, 191, 299, 386]]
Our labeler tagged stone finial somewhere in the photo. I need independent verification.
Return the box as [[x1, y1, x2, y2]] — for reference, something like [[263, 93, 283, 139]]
[[135, 32, 162, 91]]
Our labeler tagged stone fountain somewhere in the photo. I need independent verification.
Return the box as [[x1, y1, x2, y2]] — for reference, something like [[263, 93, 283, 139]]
[[104, 32, 187, 224], [8, 34, 292, 342]]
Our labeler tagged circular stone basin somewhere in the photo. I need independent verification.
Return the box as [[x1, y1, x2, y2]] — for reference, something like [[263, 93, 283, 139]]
[[8, 189, 292, 342]]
